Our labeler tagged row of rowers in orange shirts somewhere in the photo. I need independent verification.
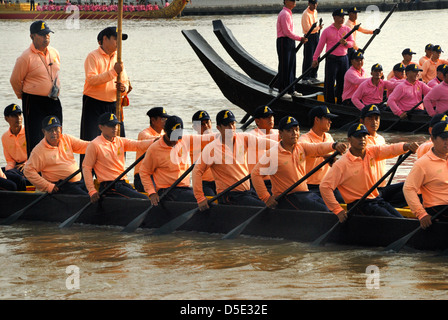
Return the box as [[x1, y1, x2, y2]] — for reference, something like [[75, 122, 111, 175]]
[[2, 103, 448, 229]]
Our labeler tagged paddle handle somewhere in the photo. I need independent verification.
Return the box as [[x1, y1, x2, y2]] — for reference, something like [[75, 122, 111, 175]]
[[206, 174, 251, 205], [383, 100, 423, 132], [360, 4, 397, 53]]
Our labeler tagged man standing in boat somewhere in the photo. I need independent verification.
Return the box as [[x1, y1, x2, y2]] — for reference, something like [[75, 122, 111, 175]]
[[10, 20, 62, 158], [80, 27, 129, 145], [251, 115, 346, 211], [312, 9, 355, 104], [276, 0, 308, 101], [23, 116, 89, 195], [301, 0, 322, 84], [403, 121, 448, 229], [319, 123, 418, 222]]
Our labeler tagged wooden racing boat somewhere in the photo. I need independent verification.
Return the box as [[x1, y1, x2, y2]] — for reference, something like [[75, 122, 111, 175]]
[[0, 190, 446, 252], [0, 0, 188, 20], [183, 28, 432, 133]]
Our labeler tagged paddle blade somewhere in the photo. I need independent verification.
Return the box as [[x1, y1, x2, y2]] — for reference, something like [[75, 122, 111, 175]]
[[58, 202, 91, 228], [222, 208, 266, 240], [121, 205, 153, 233], [0, 207, 27, 225], [384, 228, 420, 252], [151, 207, 199, 236], [311, 222, 339, 247]]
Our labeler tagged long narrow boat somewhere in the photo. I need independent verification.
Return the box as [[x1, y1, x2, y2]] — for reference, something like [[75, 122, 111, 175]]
[[0, 0, 188, 20], [0, 190, 447, 252], [183, 28, 432, 133]]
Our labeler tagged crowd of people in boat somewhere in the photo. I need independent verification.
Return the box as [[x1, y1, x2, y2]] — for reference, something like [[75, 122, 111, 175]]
[[2, 15, 448, 231], [277, 0, 448, 121], [32, 0, 168, 12]]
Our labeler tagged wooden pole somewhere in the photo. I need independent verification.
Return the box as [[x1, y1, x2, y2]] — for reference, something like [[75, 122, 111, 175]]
[[116, 0, 123, 136]]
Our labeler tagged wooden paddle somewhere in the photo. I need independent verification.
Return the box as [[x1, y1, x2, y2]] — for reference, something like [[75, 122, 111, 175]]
[[384, 206, 448, 252], [150, 174, 252, 236], [58, 152, 146, 229], [383, 100, 423, 132], [121, 162, 196, 233], [116, 0, 123, 136], [222, 151, 340, 240], [311, 150, 413, 247], [240, 24, 361, 132], [0, 168, 82, 225], [268, 21, 318, 89]]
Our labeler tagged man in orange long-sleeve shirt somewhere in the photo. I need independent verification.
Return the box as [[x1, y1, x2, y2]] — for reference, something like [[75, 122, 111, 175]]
[[82, 112, 155, 202], [252, 115, 346, 211], [10, 21, 62, 157], [24, 116, 89, 194], [319, 123, 418, 222], [80, 27, 129, 144], [403, 121, 448, 229]]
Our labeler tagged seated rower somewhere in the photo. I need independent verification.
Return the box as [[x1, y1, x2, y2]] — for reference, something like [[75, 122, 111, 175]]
[[421, 45, 448, 84], [23, 116, 89, 195], [191, 110, 216, 196], [133, 107, 169, 192], [418, 44, 433, 67], [192, 109, 276, 210], [319, 123, 419, 222], [140, 115, 212, 205], [388, 64, 432, 118], [403, 121, 448, 229], [82, 112, 156, 202], [0, 166, 17, 191], [386, 48, 419, 80], [427, 64, 446, 88], [386, 63, 406, 98], [2, 104, 28, 190], [252, 115, 346, 211], [351, 63, 399, 111], [298, 105, 343, 202], [341, 50, 368, 107], [417, 113, 448, 159], [423, 66, 448, 117]]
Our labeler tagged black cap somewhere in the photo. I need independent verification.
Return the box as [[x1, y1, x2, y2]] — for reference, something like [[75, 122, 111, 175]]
[[347, 123, 369, 137], [431, 121, 448, 138], [192, 110, 211, 122], [216, 110, 237, 126], [98, 112, 122, 126], [432, 45, 444, 53], [371, 63, 383, 72], [308, 105, 338, 123], [253, 106, 274, 119], [332, 8, 348, 16], [42, 115, 62, 131], [279, 116, 299, 130], [4, 104, 22, 117], [308, 0, 318, 3], [405, 64, 423, 72], [97, 26, 128, 42], [146, 107, 170, 118], [30, 20, 53, 35], [164, 115, 184, 140], [393, 63, 405, 72], [425, 43, 434, 51], [402, 48, 416, 56], [361, 104, 381, 118], [350, 50, 364, 60], [430, 113, 448, 127], [437, 64, 447, 73], [348, 6, 361, 13]]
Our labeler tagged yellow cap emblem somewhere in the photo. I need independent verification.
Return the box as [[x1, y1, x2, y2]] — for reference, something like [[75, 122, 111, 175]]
[[41, 22, 45, 30], [223, 111, 229, 119], [172, 123, 181, 131], [48, 117, 56, 125], [356, 123, 363, 131], [444, 124, 448, 132], [198, 111, 204, 119], [286, 117, 293, 124], [110, 114, 115, 121]]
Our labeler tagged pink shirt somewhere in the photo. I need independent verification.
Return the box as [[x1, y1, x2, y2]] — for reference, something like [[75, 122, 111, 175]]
[[427, 77, 441, 88], [387, 80, 432, 116], [342, 66, 368, 101], [351, 79, 398, 110], [277, 7, 303, 41], [313, 23, 354, 60], [423, 81, 448, 116]]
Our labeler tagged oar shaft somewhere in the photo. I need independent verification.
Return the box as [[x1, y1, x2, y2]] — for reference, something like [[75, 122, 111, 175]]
[[384, 100, 423, 132], [361, 4, 397, 52]]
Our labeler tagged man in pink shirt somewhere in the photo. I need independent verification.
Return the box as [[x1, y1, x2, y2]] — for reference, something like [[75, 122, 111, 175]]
[[276, 0, 307, 100], [388, 64, 432, 118], [2, 104, 28, 191], [423, 66, 448, 116], [403, 121, 448, 229], [10, 20, 62, 157], [351, 63, 398, 110], [341, 50, 368, 106], [312, 9, 354, 104]]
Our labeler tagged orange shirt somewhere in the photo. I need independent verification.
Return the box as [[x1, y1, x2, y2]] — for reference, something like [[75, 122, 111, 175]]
[[192, 133, 275, 204], [82, 135, 155, 196], [417, 140, 432, 159], [251, 141, 335, 203], [83, 46, 129, 102], [134, 126, 163, 175], [419, 55, 430, 67], [421, 58, 448, 83], [301, 7, 319, 34], [189, 132, 217, 182], [1, 126, 27, 171], [298, 129, 334, 185], [248, 127, 280, 178], [10, 43, 61, 99], [23, 134, 88, 192], [365, 133, 387, 187], [320, 143, 405, 214], [403, 149, 448, 220]]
